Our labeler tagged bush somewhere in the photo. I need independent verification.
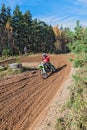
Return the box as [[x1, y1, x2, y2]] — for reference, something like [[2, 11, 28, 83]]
[[2, 49, 10, 56]]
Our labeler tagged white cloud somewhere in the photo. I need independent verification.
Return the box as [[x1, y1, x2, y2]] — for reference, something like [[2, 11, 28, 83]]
[[36, 15, 87, 30], [36, 16, 69, 25], [80, 20, 87, 27], [53, 16, 69, 23], [77, 0, 87, 4], [75, 0, 87, 7]]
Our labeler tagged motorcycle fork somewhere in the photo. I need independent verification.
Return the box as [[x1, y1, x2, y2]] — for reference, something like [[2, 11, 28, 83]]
[[42, 68, 46, 73]]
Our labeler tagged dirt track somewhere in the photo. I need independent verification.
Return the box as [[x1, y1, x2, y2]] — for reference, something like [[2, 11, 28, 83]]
[[0, 54, 71, 130]]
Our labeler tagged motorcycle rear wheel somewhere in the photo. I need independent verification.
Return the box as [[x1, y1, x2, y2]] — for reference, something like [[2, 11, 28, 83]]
[[51, 65, 56, 72]]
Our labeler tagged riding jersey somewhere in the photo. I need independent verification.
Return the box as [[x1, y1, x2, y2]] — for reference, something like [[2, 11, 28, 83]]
[[42, 55, 50, 63]]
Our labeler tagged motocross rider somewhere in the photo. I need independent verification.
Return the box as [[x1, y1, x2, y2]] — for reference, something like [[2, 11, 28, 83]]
[[42, 53, 51, 69]]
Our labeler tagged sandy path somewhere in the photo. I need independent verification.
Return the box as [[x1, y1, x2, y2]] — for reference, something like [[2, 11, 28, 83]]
[[0, 54, 71, 130]]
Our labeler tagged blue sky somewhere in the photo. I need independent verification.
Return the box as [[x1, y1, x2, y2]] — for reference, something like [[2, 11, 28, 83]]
[[0, 0, 87, 30]]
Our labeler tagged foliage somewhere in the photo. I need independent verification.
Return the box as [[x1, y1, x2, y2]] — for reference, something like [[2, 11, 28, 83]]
[[0, 4, 56, 55], [0, 67, 23, 78], [56, 67, 87, 130], [2, 48, 10, 56], [0, 4, 74, 55], [56, 21, 87, 130], [67, 20, 87, 68]]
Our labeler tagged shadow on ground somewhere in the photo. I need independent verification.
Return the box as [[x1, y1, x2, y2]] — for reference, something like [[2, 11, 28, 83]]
[[56, 64, 67, 73], [48, 64, 67, 78], [23, 66, 38, 72]]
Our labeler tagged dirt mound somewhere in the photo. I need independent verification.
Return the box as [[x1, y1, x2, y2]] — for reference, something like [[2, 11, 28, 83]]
[[0, 54, 71, 130]]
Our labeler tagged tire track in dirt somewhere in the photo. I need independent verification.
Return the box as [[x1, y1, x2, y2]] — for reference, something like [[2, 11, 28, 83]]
[[0, 70, 60, 127], [0, 54, 71, 130], [0, 72, 58, 129]]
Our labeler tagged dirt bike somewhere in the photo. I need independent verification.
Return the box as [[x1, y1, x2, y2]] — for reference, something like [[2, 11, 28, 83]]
[[38, 62, 56, 79]]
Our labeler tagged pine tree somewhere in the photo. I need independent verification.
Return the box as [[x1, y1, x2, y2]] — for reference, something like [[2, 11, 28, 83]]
[[68, 20, 87, 67], [11, 5, 24, 54]]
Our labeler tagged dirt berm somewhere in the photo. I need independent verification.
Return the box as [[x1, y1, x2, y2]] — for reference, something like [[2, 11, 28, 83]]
[[0, 54, 71, 130]]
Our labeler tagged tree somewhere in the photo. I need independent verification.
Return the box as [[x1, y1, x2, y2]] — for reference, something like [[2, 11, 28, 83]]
[[31, 19, 56, 53], [68, 20, 87, 67], [0, 4, 7, 28], [0, 4, 57, 55], [23, 10, 32, 52], [0, 4, 12, 54], [11, 5, 24, 54]]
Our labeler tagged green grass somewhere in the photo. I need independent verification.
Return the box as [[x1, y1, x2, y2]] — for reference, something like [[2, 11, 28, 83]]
[[55, 66, 87, 130], [0, 67, 23, 78]]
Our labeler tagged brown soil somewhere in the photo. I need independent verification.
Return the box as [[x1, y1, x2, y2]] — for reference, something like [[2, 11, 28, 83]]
[[0, 54, 71, 130]]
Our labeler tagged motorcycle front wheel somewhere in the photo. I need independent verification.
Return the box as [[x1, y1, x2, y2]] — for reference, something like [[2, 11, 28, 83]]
[[40, 70, 48, 79]]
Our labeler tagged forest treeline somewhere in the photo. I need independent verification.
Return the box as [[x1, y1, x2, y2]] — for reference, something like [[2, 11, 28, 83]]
[[0, 4, 87, 56]]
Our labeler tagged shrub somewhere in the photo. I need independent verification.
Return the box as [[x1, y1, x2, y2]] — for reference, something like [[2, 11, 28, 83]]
[[2, 49, 10, 56]]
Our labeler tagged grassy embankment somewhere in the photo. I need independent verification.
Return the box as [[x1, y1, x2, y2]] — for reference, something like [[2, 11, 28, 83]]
[[56, 44, 87, 130]]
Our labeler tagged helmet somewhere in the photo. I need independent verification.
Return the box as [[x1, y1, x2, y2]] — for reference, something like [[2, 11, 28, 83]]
[[42, 53, 46, 57]]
